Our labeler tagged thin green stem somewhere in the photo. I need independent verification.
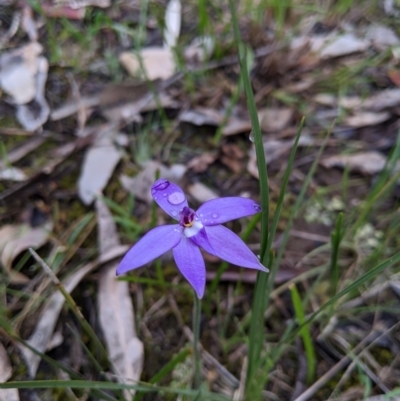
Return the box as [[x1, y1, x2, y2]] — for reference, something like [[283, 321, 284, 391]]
[[193, 293, 202, 390]]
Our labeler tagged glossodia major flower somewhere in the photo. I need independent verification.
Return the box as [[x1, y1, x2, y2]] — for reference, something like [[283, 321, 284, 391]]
[[116, 178, 268, 298]]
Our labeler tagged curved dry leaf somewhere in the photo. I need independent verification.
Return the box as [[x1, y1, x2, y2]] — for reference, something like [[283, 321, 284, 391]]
[[16, 57, 50, 131], [0, 167, 28, 182], [319, 33, 370, 59], [96, 199, 143, 396], [320, 151, 387, 175], [20, 245, 128, 377], [0, 342, 19, 401], [344, 111, 391, 128], [363, 88, 400, 111], [0, 221, 53, 274], [0, 42, 43, 104], [258, 108, 293, 132], [78, 125, 122, 205], [119, 48, 175, 80], [164, 0, 181, 49], [120, 160, 186, 203]]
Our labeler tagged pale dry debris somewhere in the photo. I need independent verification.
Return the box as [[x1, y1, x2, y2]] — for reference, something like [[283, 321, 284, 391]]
[[258, 108, 293, 132], [344, 111, 391, 128], [0, 342, 19, 401], [365, 24, 400, 50], [187, 182, 219, 203], [96, 199, 143, 397], [320, 151, 389, 175], [77, 124, 122, 205], [119, 48, 176, 80], [0, 221, 53, 282], [120, 160, 187, 203], [362, 88, 400, 111], [0, 42, 43, 104], [184, 36, 215, 62], [19, 245, 129, 377], [0, 167, 28, 181], [163, 0, 181, 49], [319, 33, 370, 59]]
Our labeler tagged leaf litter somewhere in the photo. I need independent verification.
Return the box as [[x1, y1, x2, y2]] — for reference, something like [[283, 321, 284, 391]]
[[1, 1, 400, 399]]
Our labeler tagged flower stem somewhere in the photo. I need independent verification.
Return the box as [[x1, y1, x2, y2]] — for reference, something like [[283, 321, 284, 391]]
[[193, 292, 202, 389]]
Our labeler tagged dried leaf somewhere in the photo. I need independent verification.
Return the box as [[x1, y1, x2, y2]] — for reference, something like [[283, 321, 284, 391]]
[[164, 0, 181, 49], [96, 199, 143, 396], [344, 111, 391, 127], [366, 24, 400, 50], [0, 221, 53, 277], [78, 125, 122, 205], [0, 342, 19, 401], [120, 160, 186, 203], [20, 245, 129, 377], [119, 48, 175, 80], [186, 153, 217, 173], [258, 107, 293, 132], [184, 36, 214, 62], [321, 152, 388, 175], [187, 182, 218, 203], [362, 88, 400, 111], [15, 57, 50, 131], [0, 167, 27, 181], [319, 33, 369, 59], [0, 42, 43, 104]]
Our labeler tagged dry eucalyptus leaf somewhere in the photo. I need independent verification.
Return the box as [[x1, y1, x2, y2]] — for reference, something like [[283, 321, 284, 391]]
[[187, 182, 218, 203], [0, 167, 28, 182], [16, 57, 50, 131], [319, 33, 369, 59], [0, 221, 53, 276], [344, 111, 391, 127], [119, 48, 175, 80], [20, 245, 129, 377], [362, 88, 400, 111], [321, 152, 388, 175], [78, 125, 122, 205], [366, 24, 400, 50], [164, 0, 181, 49], [120, 160, 187, 203], [0, 342, 19, 401], [0, 42, 43, 104], [186, 152, 217, 173], [96, 199, 143, 396], [258, 108, 293, 132]]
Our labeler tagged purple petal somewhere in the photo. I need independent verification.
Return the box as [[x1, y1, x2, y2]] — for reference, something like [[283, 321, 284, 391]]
[[173, 237, 206, 298], [190, 228, 215, 255], [117, 224, 182, 275], [204, 225, 268, 272], [197, 197, 261, 226], [151, 178, 189, 220]]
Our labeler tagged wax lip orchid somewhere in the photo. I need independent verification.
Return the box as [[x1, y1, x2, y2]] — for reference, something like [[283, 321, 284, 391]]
[[116, 178, 268, 298]]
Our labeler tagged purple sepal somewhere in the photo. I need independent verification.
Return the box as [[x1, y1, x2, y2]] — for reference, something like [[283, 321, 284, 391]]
[[190, 227, 215, 255], [173, 236, 206, 298], [197, 197, 261, 226], [151, 178, 188, 220], [204, 225, 268, 271], [116, 224, 182, 275]]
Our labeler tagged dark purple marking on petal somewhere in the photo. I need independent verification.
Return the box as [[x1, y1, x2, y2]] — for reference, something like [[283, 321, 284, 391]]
[[116, 224, 183, 275], [197, 197, 261, 226], [173, 236, 206, 299], [190, 227, 215, 255], [151, 178, 189, 220], [204, 225, 268, 272]]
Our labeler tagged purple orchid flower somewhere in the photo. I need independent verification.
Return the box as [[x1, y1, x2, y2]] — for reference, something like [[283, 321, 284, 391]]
[[116, 178, 268, 298]]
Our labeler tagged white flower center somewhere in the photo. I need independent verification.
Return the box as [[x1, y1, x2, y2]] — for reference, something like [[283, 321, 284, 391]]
[[183, 220, 203, 238]]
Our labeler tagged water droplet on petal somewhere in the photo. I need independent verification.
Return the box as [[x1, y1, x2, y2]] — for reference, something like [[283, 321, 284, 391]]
[[212, 213, 218, 218], [171, 211, 178, 216], [153, 179, 170, 191], [168, 192, 185, 205], [249, 131, 254, 142]]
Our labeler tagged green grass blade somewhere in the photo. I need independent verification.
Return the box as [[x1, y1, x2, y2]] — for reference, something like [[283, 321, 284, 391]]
[[289, 283, 316, 384], [330, 212, 344, 295]]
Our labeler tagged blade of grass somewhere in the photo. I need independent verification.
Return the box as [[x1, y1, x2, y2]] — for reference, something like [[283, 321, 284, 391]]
[[289, 283, 316, 384], [227, 1, 270, 392], [330, 212, 344, 295], [0, 380, 230, 400]]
